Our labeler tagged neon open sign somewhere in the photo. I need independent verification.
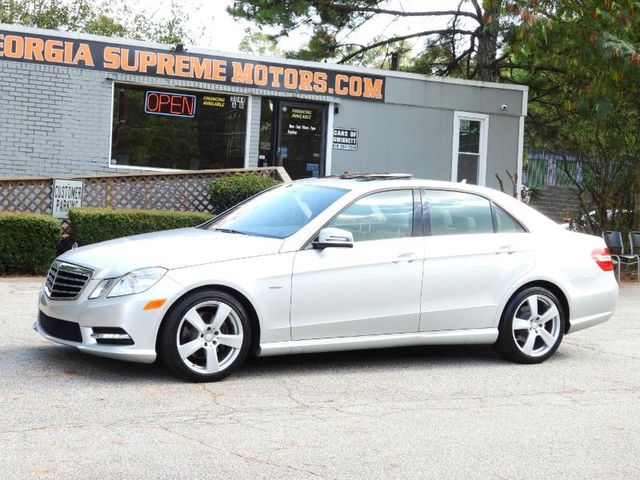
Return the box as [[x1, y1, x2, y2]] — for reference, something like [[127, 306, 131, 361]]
[[144, 90, 196, 118]]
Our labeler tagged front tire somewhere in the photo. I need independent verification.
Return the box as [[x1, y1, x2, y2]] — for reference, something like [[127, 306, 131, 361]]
[[495, 287, 565, 364], [158, 290, 251, 382]]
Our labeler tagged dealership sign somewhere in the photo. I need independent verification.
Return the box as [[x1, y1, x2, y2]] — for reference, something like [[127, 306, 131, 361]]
[[0, 30, 385, 102], [333, 128, 359, 151], [52, 179, 83, 219]]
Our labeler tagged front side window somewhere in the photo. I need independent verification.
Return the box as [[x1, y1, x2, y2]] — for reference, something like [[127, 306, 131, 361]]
[[452, 112, 488, 186], [111, 84, 247, 170], [330, 190, 414, 242], [205, 184, 347, 239], [426, 190, 493, 236]]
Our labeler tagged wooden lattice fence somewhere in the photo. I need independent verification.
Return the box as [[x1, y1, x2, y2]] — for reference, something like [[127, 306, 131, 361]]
[[0, 167, 290, 215]]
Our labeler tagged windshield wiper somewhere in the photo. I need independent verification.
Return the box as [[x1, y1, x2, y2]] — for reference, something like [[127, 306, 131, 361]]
[[213, 228, 249, 236]]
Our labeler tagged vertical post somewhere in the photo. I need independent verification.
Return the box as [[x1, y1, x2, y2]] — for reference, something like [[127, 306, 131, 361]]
[[106, 178, 112, 208]]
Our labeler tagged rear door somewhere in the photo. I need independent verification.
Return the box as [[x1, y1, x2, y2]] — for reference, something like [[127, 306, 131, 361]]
[[420, 189, 537, 331]]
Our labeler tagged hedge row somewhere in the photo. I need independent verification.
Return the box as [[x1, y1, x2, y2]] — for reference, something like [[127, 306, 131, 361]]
[[0, 213, 61, 274], [208, 173, 280, 213], [68, 208, 213, 245], [0, 173, 282, 274]]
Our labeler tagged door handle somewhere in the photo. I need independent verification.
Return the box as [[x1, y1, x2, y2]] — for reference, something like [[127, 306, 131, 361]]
[[393, 252, 419, 263], [495, 245, 515, 255]]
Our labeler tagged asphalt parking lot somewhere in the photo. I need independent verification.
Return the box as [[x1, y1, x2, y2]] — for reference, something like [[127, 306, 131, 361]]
[[1, 277, 639, 480]]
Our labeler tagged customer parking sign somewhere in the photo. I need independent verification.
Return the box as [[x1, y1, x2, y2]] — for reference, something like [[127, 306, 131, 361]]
[[52, 179, 83, 219]]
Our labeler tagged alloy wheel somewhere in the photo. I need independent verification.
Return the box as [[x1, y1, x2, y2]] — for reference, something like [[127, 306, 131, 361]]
[[175, 300, 244, 374], [511, 293, 561, 358]]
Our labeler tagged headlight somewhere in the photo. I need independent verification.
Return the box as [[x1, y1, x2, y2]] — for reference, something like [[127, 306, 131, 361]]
[[89, 279, 116, 299], [106, 267, 167, 298]]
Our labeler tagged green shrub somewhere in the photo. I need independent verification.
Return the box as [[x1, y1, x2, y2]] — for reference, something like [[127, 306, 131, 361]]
[[0, 213, 61, 274], [208, 173, 280, 214], [69, 208, 212, 245]]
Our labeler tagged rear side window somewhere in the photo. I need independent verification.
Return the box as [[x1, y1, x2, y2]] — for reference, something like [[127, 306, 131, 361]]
[[494, 204, 525, 233], [330, 190, 414, 242], [425, 190, 493, 236]]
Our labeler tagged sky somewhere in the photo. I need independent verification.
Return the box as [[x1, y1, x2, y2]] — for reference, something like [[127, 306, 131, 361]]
[[134, 0, 471, 55]]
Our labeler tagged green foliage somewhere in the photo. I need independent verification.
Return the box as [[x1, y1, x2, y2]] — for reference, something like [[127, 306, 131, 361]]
[[68, 208, 212, 245], [512, 0, 640, 232], [0, 213, 61, 275], [228, 1, 500, 80], [208, 174, 280, 214], [239, 31, 283, 57], [0, 0, 193, 44]]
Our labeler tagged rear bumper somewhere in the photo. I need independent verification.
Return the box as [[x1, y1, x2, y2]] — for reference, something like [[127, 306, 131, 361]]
[[567, 311, 614, 333], [567, 273, 618, 334]]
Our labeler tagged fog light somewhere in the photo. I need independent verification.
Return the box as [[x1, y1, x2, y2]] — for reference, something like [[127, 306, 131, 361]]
[[91, 327, 134, 345]]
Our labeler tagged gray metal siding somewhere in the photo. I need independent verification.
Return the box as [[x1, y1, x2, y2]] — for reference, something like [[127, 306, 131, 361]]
[[486, 114, 520, 191], [331, 100, 455, 179], [385, 76, 525, 117]]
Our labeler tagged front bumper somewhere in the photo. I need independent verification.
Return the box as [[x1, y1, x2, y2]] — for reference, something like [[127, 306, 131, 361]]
[[35, 273, 185, 364]]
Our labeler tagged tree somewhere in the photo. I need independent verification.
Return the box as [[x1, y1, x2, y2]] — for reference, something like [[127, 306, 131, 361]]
[[512, 1, 640, 232], [0, 0, 192, 44], [228, 0, 511, 81], [239, 31, 283, 56]]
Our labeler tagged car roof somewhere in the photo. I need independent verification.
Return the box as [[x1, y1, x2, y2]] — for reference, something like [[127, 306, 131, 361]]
[[294, 174, 500, 197]]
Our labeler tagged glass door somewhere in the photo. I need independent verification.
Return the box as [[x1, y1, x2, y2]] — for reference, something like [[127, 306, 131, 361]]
[[277, 102, 327, 179]]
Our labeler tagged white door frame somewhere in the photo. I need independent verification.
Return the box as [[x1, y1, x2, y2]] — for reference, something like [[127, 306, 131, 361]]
[[451, 111, 489, 186]]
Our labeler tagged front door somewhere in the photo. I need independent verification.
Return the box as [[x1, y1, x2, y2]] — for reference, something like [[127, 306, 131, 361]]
[[290, 189, 424, 340], [277, 102, 326, 179]]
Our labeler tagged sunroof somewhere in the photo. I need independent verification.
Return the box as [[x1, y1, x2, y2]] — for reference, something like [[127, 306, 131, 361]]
[[338, 173, 413, 181]]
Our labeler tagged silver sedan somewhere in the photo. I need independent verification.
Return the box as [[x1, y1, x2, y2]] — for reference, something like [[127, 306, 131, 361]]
[[36, 175, 618, 381]]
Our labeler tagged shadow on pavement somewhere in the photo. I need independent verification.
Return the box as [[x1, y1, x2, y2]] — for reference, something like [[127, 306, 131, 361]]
[[25, 342, 507, 383]]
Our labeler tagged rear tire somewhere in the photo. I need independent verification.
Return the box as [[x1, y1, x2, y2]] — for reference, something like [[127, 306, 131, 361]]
[[495, 286, 565, 364], [158, 290, 251, 382]]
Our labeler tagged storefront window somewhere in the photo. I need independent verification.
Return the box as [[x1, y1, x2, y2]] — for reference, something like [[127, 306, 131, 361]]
[[111, 84, 247, 170]]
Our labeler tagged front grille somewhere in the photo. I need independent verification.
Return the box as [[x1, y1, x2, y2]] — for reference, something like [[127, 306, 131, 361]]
[[45, 261, 93, 300], [38, 311, 82, 342]]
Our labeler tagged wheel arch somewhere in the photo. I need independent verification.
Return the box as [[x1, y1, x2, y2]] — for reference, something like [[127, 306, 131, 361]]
[[503, 280, 571, 333], [156, 284, 262, 356]]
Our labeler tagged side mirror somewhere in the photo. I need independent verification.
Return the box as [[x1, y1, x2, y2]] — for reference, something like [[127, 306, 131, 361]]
[[313, 227, 354, 249]]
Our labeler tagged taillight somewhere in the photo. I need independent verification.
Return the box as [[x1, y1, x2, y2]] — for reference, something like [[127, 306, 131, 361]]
[[592, 248, 614, 271]]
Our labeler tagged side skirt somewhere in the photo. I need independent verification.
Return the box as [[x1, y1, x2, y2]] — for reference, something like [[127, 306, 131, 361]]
[[258, 328, 499, 357]]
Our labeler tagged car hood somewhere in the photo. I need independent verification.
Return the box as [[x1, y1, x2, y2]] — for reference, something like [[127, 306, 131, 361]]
[[57, 227, 284, 278]]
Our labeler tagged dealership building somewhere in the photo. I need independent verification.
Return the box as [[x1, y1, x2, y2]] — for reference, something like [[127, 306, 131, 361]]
[[0, 24, 528, 192]]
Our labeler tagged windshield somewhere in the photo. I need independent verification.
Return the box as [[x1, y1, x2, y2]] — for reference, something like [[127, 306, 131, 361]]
[[203, 183, 349, 238]]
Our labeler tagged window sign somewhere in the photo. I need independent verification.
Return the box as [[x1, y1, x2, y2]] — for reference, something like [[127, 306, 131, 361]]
[[333, 128, 358, 151], [144, 91, 196, 118], [52, 179, 83, 219]]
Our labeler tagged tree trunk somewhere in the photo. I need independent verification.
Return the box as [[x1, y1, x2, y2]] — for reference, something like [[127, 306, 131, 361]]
[[476, 0, 501, 82]]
